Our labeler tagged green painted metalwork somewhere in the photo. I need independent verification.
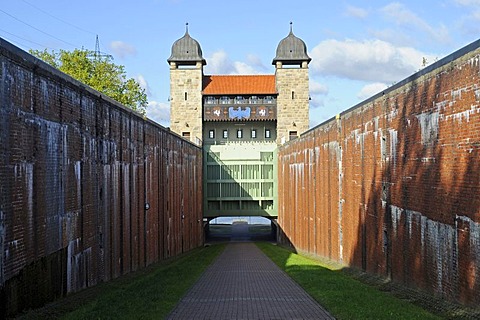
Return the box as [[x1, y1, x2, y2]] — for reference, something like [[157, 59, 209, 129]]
[[203, 142, 278, 218]]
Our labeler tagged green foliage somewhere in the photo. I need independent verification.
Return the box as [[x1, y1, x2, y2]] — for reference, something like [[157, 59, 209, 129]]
[[29, 48, 147, 115], [256, 242, 441, 320]]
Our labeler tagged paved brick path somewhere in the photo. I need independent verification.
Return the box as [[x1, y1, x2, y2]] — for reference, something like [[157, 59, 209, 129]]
[[167, 242, 334, 319]]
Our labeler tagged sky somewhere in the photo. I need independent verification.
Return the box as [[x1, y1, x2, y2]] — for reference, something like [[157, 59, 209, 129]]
[[1, 0, 480, 129]]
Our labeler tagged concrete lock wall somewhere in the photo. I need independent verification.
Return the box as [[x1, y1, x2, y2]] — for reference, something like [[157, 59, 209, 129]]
[[278, 39, 480, 306], [0, 38, 203, 316]]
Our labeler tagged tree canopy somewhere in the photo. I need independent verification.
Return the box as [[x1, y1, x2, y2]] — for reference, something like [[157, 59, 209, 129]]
[[30, 48, 148, 115]]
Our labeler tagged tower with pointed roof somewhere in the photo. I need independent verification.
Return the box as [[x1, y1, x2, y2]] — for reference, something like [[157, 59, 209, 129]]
[[273, 22, 311, 144], [167, 23, 310, 220], [168, 23, 205, 143]]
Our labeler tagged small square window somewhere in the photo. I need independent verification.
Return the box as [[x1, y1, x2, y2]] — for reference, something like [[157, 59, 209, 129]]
[[237, 129, 243, 139], [251, 129, 257, 138], [265, 129, 271, 139], [289, 131, 298, 141], [209, 130, 215, 139], [223, 130, 228, 139]]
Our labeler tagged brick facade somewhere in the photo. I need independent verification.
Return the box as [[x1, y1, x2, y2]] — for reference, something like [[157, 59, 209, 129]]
[[0, 38, 203, 317], [278, 39, 480, 306]]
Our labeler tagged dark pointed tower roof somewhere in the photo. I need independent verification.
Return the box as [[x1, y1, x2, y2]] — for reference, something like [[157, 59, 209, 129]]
[[272, 22, 311, 65], [168, 23, 206, 65]]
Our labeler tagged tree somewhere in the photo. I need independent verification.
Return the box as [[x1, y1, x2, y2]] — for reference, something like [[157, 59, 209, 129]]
[[30, 48, 148, 115]]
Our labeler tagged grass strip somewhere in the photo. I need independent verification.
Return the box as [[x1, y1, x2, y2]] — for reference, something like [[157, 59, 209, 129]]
[[66, 244, 224, 320], [256, 242, 441, 320], [20, 244, 224, 320]]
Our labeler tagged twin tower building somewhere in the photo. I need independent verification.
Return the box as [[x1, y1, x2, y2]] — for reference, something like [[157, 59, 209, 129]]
[[167, 24, 311, 218]]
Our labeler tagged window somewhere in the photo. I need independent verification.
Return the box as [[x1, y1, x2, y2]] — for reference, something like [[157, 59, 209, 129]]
[[289, 131, 298, 140], [209, 130, 215, 139], [265, 129, 271, 139], [237, 129, 243, 139], [182, 132, 190, 138], [223, 130, 228, 139], [291, 91, 295, 99], [184, 92, 188, 101], [251, 129, 257, 138], [206, 97, 215, 104], [220, 96, 229, 104]]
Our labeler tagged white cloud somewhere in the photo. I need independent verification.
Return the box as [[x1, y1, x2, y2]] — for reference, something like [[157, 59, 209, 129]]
[[246, 54, 268, 71], [135, 74, 152, 96], [345, 5, 369, 19], [310, 38, 436, 83], [232, 61, 261, 74], [205, 50, 265, 75], [453, 0, 480, 34], [310, 80, 329, 95], [454, 0, 480, 5], [109, 41, 137, 59], [380, 2, 450, 44], [145, 101, 170, 127], [309, 96, 325, 109], [357, 82, 388, 100], [205, 50, 234, 74], [369, 28, 413, 46]]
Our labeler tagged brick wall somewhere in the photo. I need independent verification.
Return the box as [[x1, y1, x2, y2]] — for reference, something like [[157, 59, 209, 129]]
[[278, 39, 480, 306], [0, 38, 203, 316]]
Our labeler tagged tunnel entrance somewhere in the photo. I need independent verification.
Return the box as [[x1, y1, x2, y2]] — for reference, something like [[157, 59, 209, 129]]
[[205, 216, 277, 242]]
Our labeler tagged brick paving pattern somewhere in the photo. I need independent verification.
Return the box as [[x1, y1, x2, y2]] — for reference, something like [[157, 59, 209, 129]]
[[167, 242, 334, 319]]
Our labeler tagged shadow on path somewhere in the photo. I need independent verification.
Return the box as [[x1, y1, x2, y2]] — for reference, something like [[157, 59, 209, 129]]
[[207, 222, 274, 242], [167, 242, 334, 319]]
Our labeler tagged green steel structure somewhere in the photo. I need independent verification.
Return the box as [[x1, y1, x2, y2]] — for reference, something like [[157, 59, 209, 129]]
[[204, 143, 277, 218]]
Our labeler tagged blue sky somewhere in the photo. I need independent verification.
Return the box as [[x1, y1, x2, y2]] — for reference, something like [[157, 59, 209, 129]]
[[1, 0, 480, 128]]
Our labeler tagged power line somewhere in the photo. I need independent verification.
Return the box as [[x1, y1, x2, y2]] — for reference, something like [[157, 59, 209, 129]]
[[0, 36, 38, 52], [20, 0, 96, 36], [0, 28, 49, 48], [0, 8, 80, 48]]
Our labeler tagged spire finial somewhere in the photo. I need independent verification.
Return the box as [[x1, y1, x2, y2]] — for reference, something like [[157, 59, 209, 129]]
[[185, 22, 189, 34], [289, 21, 293, 34]]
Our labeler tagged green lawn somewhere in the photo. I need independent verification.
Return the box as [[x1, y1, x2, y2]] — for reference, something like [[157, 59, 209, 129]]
[[19, 241, 471, 319], [256, 242, 442, 320], [19, 244, 225, 320], [69, 244, 224, 320]]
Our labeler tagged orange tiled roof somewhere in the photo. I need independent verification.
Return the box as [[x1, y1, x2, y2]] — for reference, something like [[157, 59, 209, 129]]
[[202, 75, 276, 95]]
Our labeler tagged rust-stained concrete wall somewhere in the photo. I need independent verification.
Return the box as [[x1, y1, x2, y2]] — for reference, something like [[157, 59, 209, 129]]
[[0, 38, 203, 316], [278, 39, 480, 306]]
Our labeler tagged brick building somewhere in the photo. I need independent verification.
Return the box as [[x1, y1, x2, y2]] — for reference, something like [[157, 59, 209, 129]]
[[168, 24, 311, 218]]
